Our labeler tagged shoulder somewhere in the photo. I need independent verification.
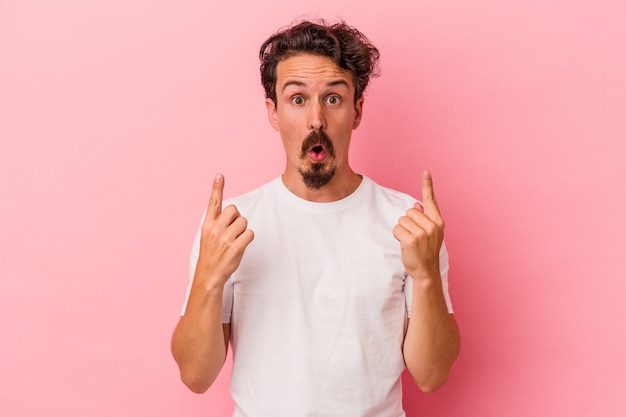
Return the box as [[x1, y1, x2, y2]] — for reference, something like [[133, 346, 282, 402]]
[[220, 178, 285, 221], [361, 176, 418, 210], [223, 177, 281, 209]]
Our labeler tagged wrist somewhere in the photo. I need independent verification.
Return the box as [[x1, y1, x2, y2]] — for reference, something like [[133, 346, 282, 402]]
[[407, 266, 440, 284], [193, 269, 229, 294]]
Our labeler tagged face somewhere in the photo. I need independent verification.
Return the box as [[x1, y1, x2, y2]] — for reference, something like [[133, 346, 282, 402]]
[[266, 54, 364, 190]]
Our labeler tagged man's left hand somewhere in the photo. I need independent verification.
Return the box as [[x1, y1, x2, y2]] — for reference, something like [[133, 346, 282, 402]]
[[393, 170, 445, 281]]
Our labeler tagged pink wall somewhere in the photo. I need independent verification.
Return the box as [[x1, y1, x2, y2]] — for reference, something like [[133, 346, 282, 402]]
[[1, 1, 625, 416]]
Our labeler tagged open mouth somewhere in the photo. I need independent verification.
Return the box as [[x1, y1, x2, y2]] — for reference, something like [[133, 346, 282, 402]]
[[308, 144, 327, 162], [300, 130, 335, 161]]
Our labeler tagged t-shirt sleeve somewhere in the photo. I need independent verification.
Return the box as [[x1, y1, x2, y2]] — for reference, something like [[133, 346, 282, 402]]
[[404, 241, 454, 316], [180, 210, 234, 323]]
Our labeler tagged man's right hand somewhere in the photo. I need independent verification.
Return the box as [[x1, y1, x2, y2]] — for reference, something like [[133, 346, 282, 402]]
[[195, 174, 254, 286], [172, 174, 249, 393]]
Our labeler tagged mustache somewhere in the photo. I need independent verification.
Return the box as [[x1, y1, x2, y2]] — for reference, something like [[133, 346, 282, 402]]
[[299, 130, 336, 158]]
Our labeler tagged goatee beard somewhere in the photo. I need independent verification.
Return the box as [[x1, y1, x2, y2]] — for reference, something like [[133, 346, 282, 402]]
[[299, 164, 337, 190], [299, 130, 336, 190]]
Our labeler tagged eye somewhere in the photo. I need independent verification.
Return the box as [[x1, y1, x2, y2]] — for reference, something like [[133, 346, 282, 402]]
[[325, 95, 341, 105], [291, 95, 304, 105]]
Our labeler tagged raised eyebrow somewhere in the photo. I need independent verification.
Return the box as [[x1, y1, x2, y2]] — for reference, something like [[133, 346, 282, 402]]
[[281, 79, 350, 93], [326, 80, 350, 89], [281, 80, 306, 93]]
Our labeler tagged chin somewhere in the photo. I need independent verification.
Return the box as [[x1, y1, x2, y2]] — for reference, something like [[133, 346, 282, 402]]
[[299, 165, 336, 190]]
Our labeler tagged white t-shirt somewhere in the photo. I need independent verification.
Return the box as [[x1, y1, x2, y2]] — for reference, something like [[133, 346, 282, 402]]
[[183, 176, 453, 417]]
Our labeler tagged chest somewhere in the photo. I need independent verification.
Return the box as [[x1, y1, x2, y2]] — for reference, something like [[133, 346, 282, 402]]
[[232, 208, 407, 317]]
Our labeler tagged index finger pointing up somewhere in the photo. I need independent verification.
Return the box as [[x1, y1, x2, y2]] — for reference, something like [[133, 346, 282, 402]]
[[207, 173, 224, 219], [421, 170, 441, 219]]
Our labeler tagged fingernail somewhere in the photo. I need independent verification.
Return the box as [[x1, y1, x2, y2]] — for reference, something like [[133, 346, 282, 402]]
[[424, 170, 431, 179], [214, 174, 223, 182]]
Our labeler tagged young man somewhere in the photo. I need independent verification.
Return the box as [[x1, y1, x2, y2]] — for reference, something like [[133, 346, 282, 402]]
[[172, 20, 460, 417]]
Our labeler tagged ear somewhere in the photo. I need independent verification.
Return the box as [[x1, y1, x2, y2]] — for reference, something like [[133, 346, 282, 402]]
[[266, 98, 280, 131], [352, 96, 364, 129]]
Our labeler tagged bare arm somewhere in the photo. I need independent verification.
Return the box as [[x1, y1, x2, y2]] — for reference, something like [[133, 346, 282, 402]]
[[171, 174, 254, 393], [403, 293, 460, 392], [393, 171, 460, 392]]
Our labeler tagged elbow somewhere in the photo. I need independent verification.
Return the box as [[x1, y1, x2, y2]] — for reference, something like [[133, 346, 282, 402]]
[[407, 357, 457, 393], [410, 354, 459, 393], [171, 332, 218, 394], [415, 373, 449, 393], [172, 348, 213, 394], [179, 369, 211, 394], [184, 380, 210, 394], [173, 356, 223, 394]]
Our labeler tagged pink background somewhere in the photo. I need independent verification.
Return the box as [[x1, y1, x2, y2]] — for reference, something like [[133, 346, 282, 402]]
[[1, 0, 625, 416]]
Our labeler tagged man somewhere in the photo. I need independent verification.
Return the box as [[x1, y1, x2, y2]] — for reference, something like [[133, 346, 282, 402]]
[[171, 20, 460, 417]]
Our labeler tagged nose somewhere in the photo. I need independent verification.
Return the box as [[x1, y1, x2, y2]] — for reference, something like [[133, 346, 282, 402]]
[[308, 100, 326, 131]]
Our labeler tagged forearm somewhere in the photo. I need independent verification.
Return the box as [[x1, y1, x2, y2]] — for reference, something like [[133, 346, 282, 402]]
[[171, 174, 253, 393], [171, 278, 229, 393], [403, 275, 460, 393]]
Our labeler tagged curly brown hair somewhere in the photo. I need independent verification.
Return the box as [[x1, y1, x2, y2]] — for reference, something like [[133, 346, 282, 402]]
[[259, 20, 380, 105]]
